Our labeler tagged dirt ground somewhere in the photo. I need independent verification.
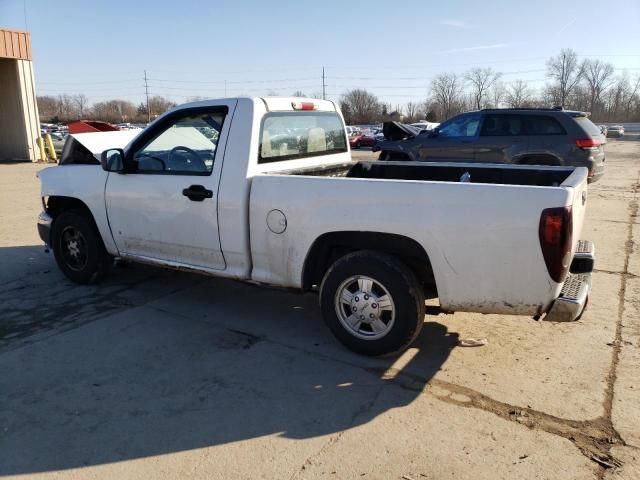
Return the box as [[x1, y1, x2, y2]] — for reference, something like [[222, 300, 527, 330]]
[[1, 138, 639, 479]]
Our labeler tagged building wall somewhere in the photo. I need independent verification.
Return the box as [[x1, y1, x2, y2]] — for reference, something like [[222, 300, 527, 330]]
[[0, 58, 29, 160], [16, 59, 40, 161], [0, 28, 40, 162]]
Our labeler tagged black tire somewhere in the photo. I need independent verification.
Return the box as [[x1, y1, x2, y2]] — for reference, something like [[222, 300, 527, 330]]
[[320, 250, 425, 356], [52, 210, 112, 284], [354, 142, 360, 149]]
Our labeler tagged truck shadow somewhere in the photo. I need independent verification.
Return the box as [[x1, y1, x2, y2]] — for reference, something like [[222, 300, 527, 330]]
[[0, 250, 458, 475]]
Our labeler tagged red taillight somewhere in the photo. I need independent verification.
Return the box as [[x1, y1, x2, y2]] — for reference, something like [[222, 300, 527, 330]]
[[539, 207, 573, 283], [291, 101, 317, 111], [575, 138, 601, 148]]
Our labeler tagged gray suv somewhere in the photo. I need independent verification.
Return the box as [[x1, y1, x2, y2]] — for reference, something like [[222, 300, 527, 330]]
[[376, 108, 606, 181]]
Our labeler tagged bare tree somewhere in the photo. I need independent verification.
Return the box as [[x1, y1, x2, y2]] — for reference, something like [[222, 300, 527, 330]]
[[430, 73, 464, 120], [36, 96, 59, 121], [91, 100, 138, 123], [292, 90, 306, 97], [339, 89, 381, 124], [505, 80, 533, 108], [546, 48, 585, 107], [489, 81, 506, 108], [73, 94, 88, 118], [405, 101, 418, 122], [625, 74, 640, 119], [147, 96, 176, 119], [465, 67, 501, 109], [582, 59, 615, 113], [56, 94, 78, 121]]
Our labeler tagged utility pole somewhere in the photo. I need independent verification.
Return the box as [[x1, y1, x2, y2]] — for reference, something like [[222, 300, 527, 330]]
[[224, 79, 227, 97], [144, 70, 150, 122], [322, 66, 326, 100]]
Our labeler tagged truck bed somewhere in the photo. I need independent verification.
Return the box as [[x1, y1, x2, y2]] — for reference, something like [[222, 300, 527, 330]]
[[273, 160, 578, 187]]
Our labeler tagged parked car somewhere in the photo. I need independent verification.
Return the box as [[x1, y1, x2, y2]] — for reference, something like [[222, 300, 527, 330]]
[[410, 121, 440, 132], [49, 132, 67, 155], [349, 130, 376, 149], [376, 107, 607, 182], [37, 97, 594, 356], [345, 126, 361, 136], [607, 125, 624, 138]]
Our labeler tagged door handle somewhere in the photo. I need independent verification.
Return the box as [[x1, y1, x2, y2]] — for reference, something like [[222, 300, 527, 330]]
[[182, 185, 213, 202]]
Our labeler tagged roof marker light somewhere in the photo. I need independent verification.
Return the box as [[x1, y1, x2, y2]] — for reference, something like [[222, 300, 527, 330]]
[[291, 101, 317, 111]]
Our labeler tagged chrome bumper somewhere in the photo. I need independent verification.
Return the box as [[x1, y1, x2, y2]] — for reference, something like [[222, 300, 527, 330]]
[[37, 211, 53, 247], [544, 240, 594, 322]]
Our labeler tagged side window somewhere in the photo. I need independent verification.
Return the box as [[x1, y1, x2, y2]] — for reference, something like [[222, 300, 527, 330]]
[[526, 115, 567, 135], [438, 114, 481, 138], [480, 114, 524, 136], [131, 110, 225, 174]]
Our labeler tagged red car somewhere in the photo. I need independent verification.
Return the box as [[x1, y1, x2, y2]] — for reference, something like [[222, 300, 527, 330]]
[[349, 130, 376, 149]]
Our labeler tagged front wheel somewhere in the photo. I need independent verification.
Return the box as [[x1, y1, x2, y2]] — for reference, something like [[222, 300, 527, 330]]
[[52, 210, 112, 284], [320, 251, 425, 356]]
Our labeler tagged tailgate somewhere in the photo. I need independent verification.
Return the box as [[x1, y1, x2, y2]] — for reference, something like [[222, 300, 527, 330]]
[[562, 167, 589, 256]]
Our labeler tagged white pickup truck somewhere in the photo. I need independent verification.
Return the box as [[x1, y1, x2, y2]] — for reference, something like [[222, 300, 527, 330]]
[[37, 97, 595, 356]]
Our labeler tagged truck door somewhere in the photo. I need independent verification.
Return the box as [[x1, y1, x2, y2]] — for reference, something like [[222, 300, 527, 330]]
[[104, 101, 236, 270]]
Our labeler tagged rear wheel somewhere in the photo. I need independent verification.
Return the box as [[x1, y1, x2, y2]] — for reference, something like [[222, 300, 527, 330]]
[[320, 251, 425, 356], [52, 210, 112, 284]]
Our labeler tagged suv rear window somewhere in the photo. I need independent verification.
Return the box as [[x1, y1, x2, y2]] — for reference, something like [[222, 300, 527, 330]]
[[259, 112, 347, 164], [526, 115, 566, 135], [574, 117, 602, 137]]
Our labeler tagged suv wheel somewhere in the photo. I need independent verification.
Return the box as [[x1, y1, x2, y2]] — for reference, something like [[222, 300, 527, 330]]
[[320, 251, 425, 356]]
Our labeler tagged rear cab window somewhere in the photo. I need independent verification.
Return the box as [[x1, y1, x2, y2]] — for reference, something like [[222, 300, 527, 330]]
[[259, 112, 347, 164]]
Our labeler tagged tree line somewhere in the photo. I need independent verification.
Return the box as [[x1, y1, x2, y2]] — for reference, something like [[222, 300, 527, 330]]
[[37, 49, 640, 126], [338, 49, 640, 125], [36, 95, 177, 124]]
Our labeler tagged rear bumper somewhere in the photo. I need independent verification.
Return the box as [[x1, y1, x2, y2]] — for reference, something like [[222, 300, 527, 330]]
[[589, 160, 605, 182], [544, 240, 594, 322], [37, 211, 53, 247]]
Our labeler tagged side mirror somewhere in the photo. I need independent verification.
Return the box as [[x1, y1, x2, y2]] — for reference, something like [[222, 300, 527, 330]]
[[101, 148, 125, 173], [428, 128, 439, 138]]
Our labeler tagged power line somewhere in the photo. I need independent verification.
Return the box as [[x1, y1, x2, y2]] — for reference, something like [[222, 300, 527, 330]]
[[148, 76, 317, 85], [144, 70, 150, 123], [38, 79, 140, 85]]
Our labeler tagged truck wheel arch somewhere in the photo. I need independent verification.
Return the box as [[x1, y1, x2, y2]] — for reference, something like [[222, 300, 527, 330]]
[[46, 196, 100, 230], [46, 196, 89, 217], [302, 231, 438, 298]]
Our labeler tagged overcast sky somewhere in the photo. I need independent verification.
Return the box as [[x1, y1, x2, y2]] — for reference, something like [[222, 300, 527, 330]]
[[1, 0, 639, 106]]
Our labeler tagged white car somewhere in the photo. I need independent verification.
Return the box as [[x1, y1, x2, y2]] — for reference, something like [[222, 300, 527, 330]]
[[37, 97, 594, 356], [410, 121, 440, 132]]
